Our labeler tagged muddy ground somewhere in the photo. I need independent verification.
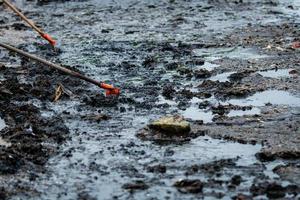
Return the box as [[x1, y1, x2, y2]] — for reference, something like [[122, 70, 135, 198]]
[[0, 0, 300, 199]]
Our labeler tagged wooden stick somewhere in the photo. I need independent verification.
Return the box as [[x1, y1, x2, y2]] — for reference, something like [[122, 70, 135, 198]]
[[0, 42, 120, 95], [3, 0, 56, 46], [3, 0, 42, 34]]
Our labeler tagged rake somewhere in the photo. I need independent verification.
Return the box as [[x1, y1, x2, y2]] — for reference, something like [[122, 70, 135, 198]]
[[0, 42, 120, 96], [2, 0, 56, 47]]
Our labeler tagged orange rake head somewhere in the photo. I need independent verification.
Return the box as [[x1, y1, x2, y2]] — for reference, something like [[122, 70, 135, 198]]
[[100, 83, 120, 96], [292, 42, 300, 49], [41, 33, 56, 47]]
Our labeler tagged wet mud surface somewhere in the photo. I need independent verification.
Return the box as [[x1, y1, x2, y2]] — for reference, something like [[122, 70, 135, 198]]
[[1, 0, 300, 199]]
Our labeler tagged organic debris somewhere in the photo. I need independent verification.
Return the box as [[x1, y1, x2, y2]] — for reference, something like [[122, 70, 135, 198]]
[[53, 84, 63, 102]]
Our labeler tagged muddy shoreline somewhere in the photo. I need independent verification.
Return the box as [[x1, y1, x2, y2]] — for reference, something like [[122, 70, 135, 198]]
[[1, 0, 300, 199]]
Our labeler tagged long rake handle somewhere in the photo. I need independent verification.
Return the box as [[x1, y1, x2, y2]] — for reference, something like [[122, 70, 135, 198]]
[[3, 0, 56, 46], [0, 42, 120, 95], [3, 0, 42, 34]]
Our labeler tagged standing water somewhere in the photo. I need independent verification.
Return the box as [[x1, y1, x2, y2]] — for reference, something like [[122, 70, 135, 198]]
[[0, 118, 10, 147], [0, 118, 5, 131]]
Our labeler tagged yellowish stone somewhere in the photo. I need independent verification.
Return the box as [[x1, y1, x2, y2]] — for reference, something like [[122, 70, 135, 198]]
[[149, 115, 190, 135]]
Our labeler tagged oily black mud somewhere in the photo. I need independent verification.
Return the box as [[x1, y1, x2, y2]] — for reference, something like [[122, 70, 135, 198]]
[[1, 0, 300, 199], [0, 57, 74, 197]]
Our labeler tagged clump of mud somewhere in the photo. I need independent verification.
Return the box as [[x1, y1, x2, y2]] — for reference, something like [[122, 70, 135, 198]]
[[173, 179, 204, 194], [0, 54, 73, 197]]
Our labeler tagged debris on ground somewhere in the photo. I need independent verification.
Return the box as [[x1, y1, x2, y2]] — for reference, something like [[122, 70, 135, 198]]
[[148, 115, 191, 135]]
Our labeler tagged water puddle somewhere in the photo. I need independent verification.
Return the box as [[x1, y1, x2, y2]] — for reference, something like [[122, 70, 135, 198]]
[[193, 47, 235, 61], [225, 47, 269, 60], [258, 69, 292, 78], [89, 0, 134, 7], [264, 160, 284, 179], [193, 47, 268, 61], [181, 89, 300, 121], [183, 104, 261, 121], [228, 90, 300, 107], [0, 118, 5, 131], [196, 62, 219, 71], [209, 71, 235, 82], [157, 95, 177, 106], [182, 107, 214, 123], [172, 136, 261, 166], [181, 90, 299, 122], [227, 107, 261, 117], [181, 97, 214, 123], [275, 0, 300, 18]]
